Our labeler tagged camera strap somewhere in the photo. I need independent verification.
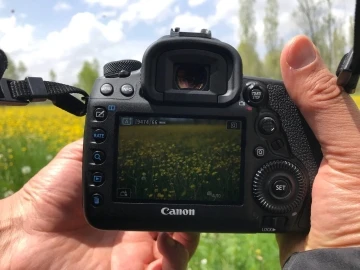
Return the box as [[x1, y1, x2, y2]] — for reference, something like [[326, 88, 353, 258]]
[[336, 0, 360, 94], [0, 49, 88, 117]]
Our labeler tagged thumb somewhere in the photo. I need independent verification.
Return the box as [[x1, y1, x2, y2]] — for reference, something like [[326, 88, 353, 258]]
[[20, 139, 85, 231], [157, 232, 189, 270], [280, 35, 360, 177]]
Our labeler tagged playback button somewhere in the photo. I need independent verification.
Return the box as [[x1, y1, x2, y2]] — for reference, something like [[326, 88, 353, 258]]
[[92, 172, 104, 186]]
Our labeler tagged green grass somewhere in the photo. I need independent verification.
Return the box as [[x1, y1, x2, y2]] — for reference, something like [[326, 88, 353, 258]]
[[189, 233, 280, 270]]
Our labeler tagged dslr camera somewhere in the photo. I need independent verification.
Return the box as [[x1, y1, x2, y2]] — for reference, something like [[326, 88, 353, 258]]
[[83, 28, 322, 233]]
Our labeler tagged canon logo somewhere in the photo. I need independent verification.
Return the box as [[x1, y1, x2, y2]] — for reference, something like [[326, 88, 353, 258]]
[[161, 207, 195, 216]]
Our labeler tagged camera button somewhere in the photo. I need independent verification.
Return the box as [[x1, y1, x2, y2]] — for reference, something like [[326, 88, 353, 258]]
[[100, 83, 114, 96], [120, 84, 134, 97], [270, 178, 292, 199], [91, 193, 103, 207], [92, 128, 106, 143], [92, 172, 104, 186], [271, 138, 284, 150], [92, 150, 106, 164], [244, 82, 267, 106], [249, 88, 264, 103], [119, 70, 130, 78], [254, 146, 266, 158], [259, 117, 277, 135], [94, 107, 107, 121]]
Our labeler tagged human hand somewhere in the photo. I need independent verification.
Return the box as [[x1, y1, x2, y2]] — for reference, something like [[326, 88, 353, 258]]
[[276, 35, 360, 266], [0, 139, 199, 270]]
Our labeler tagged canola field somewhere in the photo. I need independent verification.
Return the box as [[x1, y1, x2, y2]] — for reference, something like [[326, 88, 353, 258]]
[[117, 124, 241, 202], [0, 96, 359, 270]]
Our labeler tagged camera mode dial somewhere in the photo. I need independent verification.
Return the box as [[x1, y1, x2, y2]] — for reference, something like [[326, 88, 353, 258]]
[[252, 160, 307, 214], [104, 60, 142, 78]]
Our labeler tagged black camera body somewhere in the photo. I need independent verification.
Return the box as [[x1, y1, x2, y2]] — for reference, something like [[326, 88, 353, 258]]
[[83, 28, 322, 233]]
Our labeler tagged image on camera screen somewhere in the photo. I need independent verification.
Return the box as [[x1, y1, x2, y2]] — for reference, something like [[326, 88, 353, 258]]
[[116, 116, 243, 204]]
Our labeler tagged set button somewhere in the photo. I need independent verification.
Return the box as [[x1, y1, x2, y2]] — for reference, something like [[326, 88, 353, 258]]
[[270, 178, 291, 199], [92, 150, 106, 164]]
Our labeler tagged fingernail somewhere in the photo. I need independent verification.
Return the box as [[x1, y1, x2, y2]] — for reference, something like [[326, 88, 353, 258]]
[[287, 37, 316, 69]]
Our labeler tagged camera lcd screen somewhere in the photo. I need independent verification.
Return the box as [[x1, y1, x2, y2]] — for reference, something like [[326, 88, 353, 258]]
[[116, 116, 244, 204]]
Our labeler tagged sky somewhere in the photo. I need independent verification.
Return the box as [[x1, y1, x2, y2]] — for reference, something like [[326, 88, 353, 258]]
[[0, 0, 356, 85]]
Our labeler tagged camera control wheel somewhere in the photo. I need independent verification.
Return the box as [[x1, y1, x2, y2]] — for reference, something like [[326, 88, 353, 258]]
[[252, 160, 307, 214], [104, 60, 142, 78]]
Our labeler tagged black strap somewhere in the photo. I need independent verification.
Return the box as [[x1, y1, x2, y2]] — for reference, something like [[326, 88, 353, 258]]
[[0, 76, 88, 116], [0, 48, 88, 117], [0, 48, 88, 116], [0, 50, 8, 80], [336, 0, 360, 94]]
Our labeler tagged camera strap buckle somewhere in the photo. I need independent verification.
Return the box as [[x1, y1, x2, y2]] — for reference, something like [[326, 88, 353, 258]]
[[336, 0, 360, 94], [0, 76, 89, 116], [0, 49, 88, 116]]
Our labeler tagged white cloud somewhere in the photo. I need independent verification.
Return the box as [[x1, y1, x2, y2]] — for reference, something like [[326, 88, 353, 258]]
[[96, 11, 117, 19], [170, 12, 209, 32], [3, 12, 126, 84], [1, 0, 357, 87], [53, 2, 72, 11], [188, 0, 207, 7], [119, 0, 177, 24], [0, 16, 34, 54], [84, 0, 128, 8]]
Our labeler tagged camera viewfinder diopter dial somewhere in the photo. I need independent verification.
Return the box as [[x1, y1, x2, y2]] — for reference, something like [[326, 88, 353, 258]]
[[252, 160, 307, 214]]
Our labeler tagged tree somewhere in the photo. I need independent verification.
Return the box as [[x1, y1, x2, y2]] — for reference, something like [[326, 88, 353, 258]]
[[293, 0, 347, 72], [75, 59, 100, 93], [293, 0, 323, 46], [238, 0, 263, 77], [263, 0, 282, 79], [3, 57, 27, 80], [349, 16, 354, 48], [49, 69, 57, 81]]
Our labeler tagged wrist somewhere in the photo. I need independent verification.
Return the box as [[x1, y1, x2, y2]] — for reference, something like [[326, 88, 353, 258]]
[[0, 193, 24, 268]]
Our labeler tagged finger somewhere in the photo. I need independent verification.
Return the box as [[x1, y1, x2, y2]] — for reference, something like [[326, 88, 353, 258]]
[[20, 139, 85, 230], [23, 138, 84, 199], [172, 232, 200, 259], [157, 232, 190, 270], [52, 138, 84, 161], [280, 35, 360, 177]]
